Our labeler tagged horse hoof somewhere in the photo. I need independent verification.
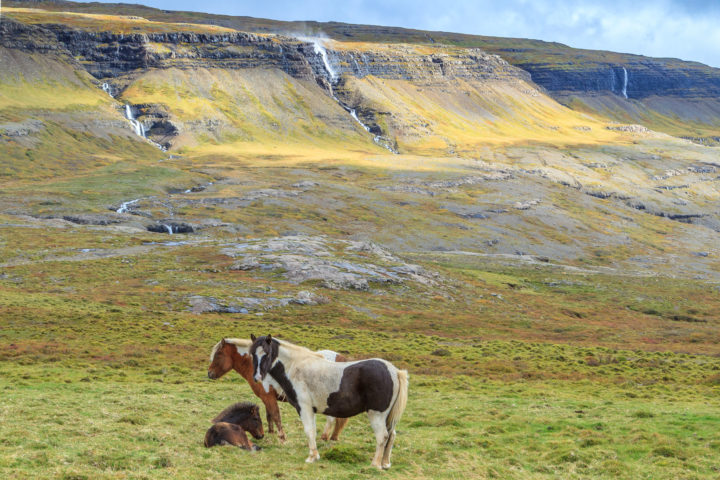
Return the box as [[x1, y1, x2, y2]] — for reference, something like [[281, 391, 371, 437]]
[[371, 462, 383, 470], [305, 454, 320, 463], [320, 434, 329, 441], [382, 463, 391, 470]]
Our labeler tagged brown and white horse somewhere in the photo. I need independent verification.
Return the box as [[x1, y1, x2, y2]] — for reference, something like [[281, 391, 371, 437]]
[[250, 334, 409, 469], [207, 338, 349, 442]]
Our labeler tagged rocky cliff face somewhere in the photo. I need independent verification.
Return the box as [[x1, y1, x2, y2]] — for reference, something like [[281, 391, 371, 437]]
[[42, 25, 319, 80], [3, 17, 532, 149], [517, 60, 720, 99], [320, 46, 528, 84], [4, 17, 525, 87], [28, 23, 527, 87]]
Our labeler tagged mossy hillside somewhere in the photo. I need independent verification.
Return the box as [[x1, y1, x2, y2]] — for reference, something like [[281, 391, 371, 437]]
[[5, 133, 717, 280], [3, 7, 239, 34], [561, 94, 720, 143], [2, 220, 719, 360], [118, 67, 384, 155], [0, 45, 164, 180], [337, 75, 626, 155]]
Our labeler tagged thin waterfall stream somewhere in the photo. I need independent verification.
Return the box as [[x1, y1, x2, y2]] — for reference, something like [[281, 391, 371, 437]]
[[304, 38, 397, 154]]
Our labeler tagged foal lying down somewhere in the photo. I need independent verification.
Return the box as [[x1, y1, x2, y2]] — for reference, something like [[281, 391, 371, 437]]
[[250, 334, 409, 470], [204, 402, 264, 451]]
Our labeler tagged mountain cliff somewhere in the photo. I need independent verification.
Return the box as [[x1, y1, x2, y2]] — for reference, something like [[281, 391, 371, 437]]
[[9, 0, 720, 144]]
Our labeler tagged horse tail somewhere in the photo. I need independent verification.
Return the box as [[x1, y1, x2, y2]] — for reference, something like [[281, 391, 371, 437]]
[[386, 368, 409, 432]]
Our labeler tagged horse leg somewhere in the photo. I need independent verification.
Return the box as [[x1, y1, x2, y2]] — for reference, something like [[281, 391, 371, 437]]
[[266, 409, 274, 434], [233, 427, 257, 451], [267, 397, 286, 443], [261, 394, 285, 442], [300, 406, 319, 463], [330, 417, 349, 441], [320, 416, 335, 441], [367, 410, 389, 469], [381, 428, 396, 469]]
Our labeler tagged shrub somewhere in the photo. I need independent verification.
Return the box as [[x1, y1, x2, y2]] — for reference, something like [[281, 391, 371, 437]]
[[324, 445, 365, 464], [631, 411, 655, 419]]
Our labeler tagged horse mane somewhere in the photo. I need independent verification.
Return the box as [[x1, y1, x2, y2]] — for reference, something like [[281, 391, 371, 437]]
[[212, 401, 258, 424], [274, 338, 324, 359], [209, 338, 253, 362]]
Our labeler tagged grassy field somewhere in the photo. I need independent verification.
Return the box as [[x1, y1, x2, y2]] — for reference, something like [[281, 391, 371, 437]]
[[2, 372, 719, 479], [1, 221, 719, 479]]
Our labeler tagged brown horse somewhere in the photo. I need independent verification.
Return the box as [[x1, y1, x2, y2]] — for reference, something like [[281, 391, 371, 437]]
[[204, 402, 265, 451], [204, 423, 260, 451], [212, 402, 264, 439], [208, 338, 349, 443]]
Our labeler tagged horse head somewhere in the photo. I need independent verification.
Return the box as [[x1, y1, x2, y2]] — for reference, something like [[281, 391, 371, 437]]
[[208, 338, 233, 379], [244, 404, 265, 439], [250, 334, 278, 382]]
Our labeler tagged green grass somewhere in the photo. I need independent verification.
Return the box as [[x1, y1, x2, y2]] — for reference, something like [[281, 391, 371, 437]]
[[1, 371, 718, 479]]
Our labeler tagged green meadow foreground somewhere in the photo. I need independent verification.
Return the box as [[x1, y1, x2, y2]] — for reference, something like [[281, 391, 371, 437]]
[[2, 373, 719, 479], [1, 226, 719, 479]]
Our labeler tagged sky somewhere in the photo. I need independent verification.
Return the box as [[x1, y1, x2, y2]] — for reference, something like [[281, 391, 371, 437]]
[[91, 0, 720, 67]]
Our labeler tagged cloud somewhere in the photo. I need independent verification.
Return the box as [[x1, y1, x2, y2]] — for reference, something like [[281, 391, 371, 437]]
[[91, 0, 720, 67]]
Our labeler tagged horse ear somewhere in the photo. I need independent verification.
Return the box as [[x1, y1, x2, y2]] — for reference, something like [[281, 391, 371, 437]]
[[266, 334, 272, 342], [220, 338, 226, 345], [250, 334, 256, 342]]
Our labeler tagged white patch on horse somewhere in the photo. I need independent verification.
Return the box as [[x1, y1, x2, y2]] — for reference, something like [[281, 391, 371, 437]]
[[261, 369, 282, 395], [316, 349, 338, 362], [254, 345, 267, 382]]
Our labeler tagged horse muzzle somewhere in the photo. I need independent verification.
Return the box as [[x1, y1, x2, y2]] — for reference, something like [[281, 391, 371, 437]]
[[254, 373, 262, 382], [207, 371, 216, 379]]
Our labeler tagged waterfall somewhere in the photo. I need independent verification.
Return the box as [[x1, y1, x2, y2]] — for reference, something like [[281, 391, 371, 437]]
[[116, 198, 140, 214], [101, 83, 114, 97], [163, 224, 173, 235], [342, 103, 397, 153], [621, 67, 628, 99], [124, 104, 146, 138], [311, 39, 337, 83], [99, 81, 165, 150], [349, 108, 369, 132], [299, 36, 397, 154]]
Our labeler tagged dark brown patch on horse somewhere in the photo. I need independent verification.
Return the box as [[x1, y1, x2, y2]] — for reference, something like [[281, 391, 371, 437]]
[[212, 402, 264, 439], [269, 360, 300, 413], [204, 422, 260, 451], [323, 360, 394, 418], [250, 335, 279, 381], [251, 336, 301, 412]]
